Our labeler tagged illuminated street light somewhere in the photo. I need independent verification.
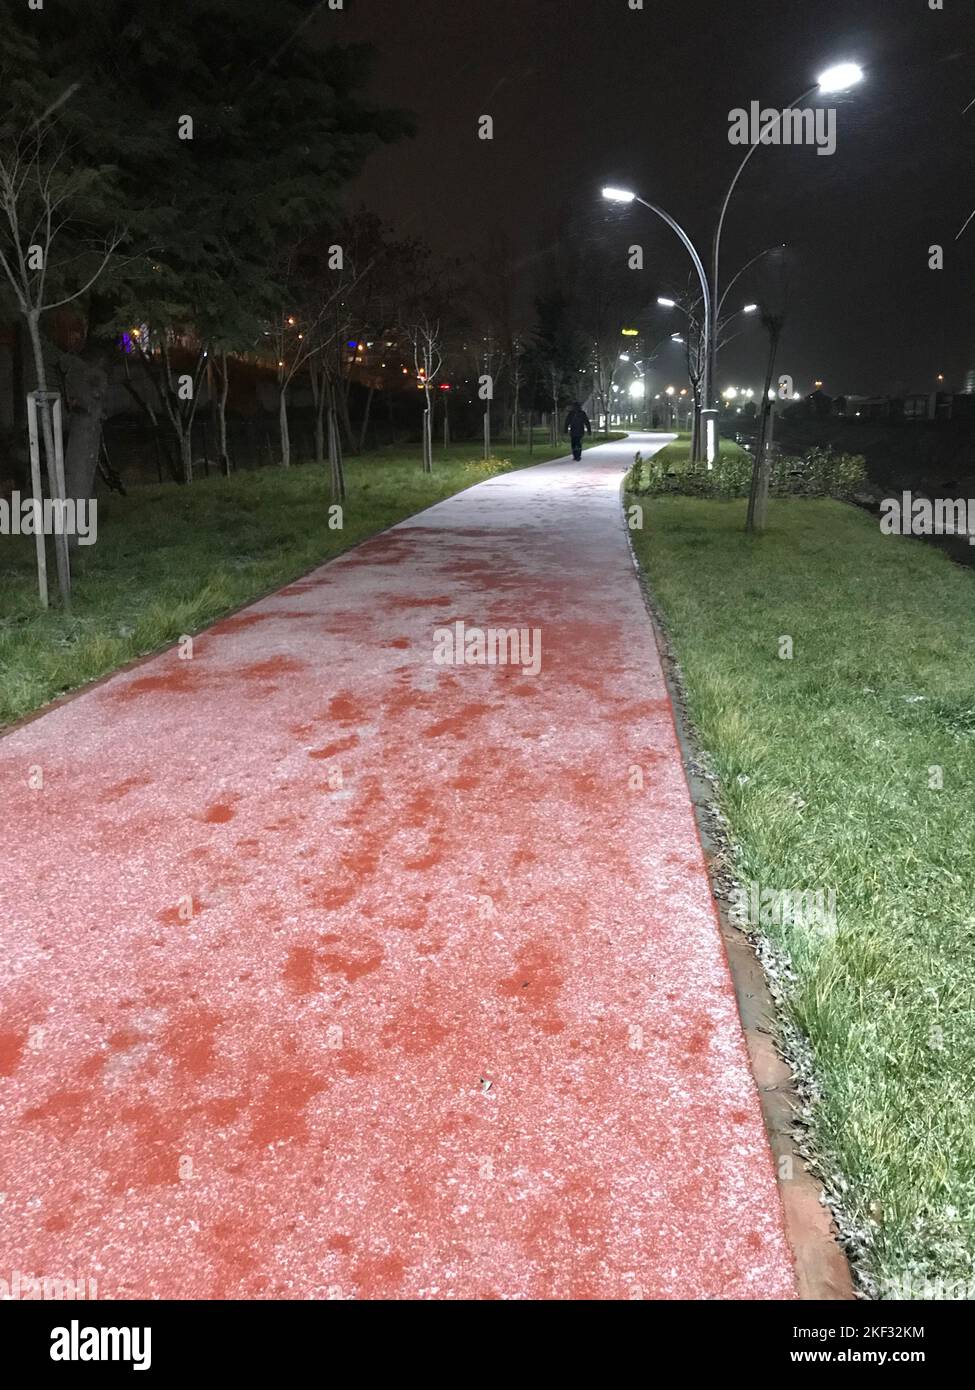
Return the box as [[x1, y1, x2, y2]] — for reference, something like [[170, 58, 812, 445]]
[[817, 62, 864, 94], [657, 296, 677, 308], [743, 303, 758, 314], [602, 184, 714, 460], [710, 60, 866, 433]]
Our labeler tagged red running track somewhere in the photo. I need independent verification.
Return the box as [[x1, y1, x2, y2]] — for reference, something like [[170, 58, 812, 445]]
[[0, 434, 797, 1300]]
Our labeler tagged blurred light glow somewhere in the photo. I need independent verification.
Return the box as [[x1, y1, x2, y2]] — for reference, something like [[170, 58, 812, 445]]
[[817, 62, 864, 94], [602, 186, 636, 203]]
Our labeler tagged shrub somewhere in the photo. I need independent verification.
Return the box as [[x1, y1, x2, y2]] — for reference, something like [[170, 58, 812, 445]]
[[769, 446, 867, 497], [626, 442, 866, 501]]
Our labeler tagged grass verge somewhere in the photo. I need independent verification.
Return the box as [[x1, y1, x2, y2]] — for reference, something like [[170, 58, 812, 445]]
[[640, 434, 747, 469], [627, 493, 975, 1297], [0, 434, 618, 727]]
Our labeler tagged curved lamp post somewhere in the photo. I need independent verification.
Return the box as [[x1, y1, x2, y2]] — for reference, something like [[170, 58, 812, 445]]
[[708, 62, 864, 405], [602, 186, 715, 459]]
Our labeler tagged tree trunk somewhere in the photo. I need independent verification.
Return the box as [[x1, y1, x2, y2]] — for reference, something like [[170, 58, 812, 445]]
[[358, 383, 375, 454], [326, 375, 345, 501], [754, 404, 776, 531], [180, 427, 193, 486], [63, 350, 110, 508], [310, 360, 326, 465], [217, 352, 230, 475], [422, 388, 433, 472], [746, 328, 781, 534], [279, 382, 291, 468], [314, 397, 325, 466], [337, 374, 354, 452], [25, 311, 71, 605]]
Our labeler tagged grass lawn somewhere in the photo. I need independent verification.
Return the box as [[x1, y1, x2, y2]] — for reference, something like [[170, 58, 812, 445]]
[[628, 493, 975, 1296], [0, 434, 615, 728], [642, 433, 746, 467]]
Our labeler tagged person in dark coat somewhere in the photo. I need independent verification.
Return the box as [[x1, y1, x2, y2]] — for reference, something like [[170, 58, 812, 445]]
[[564, 402, 592, 460]]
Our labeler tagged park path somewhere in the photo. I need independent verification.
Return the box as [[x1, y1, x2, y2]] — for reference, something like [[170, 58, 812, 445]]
[[0, 433, 797, 1300]]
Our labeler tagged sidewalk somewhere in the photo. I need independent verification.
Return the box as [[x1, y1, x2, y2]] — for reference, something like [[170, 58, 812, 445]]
[[0, 434, 797, 1299]]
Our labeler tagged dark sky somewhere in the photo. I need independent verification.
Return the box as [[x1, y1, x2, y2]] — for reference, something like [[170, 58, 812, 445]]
[[327, 0, 974, 396]]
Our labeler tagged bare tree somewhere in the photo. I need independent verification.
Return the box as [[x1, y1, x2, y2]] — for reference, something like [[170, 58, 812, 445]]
[[407, 317, 443, 473], [128, 331, 208, 484], [0, 120, 122, 601]]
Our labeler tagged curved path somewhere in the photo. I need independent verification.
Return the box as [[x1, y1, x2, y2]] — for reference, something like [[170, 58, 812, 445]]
[[0, 433, 796, 1300]]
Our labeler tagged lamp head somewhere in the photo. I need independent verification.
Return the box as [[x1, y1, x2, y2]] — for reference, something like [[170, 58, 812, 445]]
[[816, 62, 863, 94]]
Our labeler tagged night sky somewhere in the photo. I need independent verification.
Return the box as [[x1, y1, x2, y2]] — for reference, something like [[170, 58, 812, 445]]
[[331, 0, 975, 398]]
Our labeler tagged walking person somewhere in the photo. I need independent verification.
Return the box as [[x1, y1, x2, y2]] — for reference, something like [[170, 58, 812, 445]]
[[564, 401, 591, 461]]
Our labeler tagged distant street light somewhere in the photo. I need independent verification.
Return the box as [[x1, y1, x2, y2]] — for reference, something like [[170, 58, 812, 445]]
[[602, 184, 714, 458]]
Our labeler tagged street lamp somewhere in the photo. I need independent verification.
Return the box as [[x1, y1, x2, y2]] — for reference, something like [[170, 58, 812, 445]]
[[602, 184, 715, 460], [709, 61, 864, 420], [817, 62, 865, 94]]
